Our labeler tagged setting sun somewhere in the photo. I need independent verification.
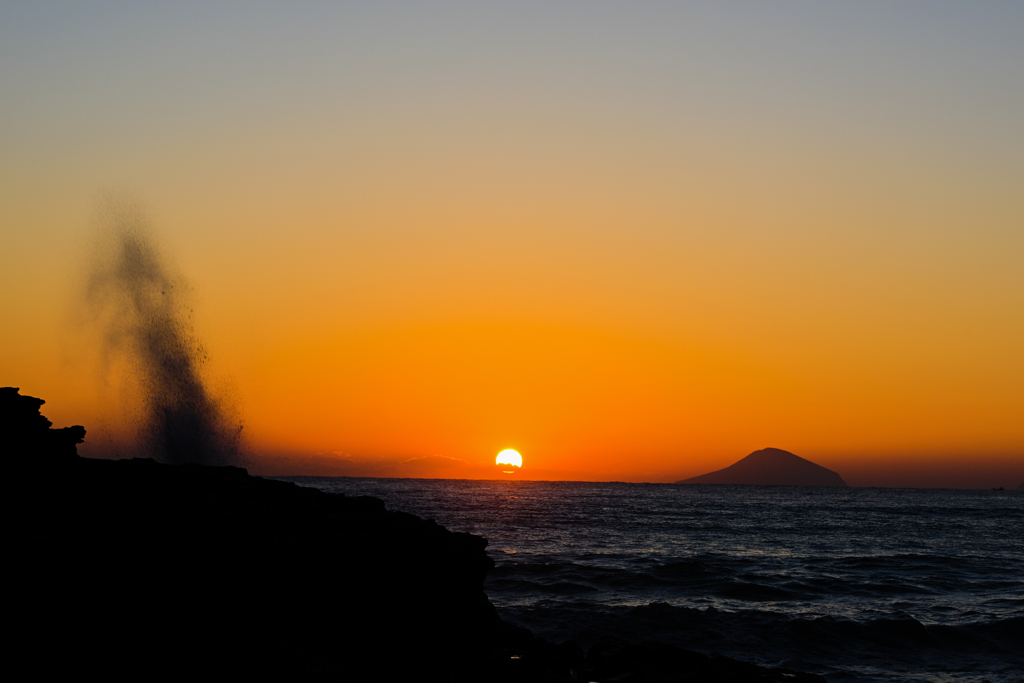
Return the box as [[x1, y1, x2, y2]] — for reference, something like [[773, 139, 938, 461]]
[[496, 449, 522, 468], [3, 5, 1020, 681]]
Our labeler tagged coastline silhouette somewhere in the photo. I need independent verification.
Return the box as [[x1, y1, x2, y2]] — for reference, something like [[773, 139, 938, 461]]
[[6, 387, 828, 682], [676, 447, 847, 487]]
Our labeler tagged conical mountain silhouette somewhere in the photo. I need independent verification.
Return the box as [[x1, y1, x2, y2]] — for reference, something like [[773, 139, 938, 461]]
[[677, 448, 846, 486]]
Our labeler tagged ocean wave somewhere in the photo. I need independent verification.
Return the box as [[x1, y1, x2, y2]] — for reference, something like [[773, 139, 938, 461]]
[[294, 477, 1024, 682], [486, 554, 1019, 609], [498, 602, 1024, 683]]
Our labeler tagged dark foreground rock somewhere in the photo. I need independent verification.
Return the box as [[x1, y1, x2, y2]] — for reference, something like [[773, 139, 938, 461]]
[[1, 386, 84, 463], [7, 388, 825, 682]]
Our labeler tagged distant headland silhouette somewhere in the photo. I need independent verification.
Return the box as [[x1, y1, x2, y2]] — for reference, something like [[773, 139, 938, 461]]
[[677, 448, 847, 487]]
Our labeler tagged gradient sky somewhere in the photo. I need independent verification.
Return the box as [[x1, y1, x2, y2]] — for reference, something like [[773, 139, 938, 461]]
[[2, 2, 1022, 487]]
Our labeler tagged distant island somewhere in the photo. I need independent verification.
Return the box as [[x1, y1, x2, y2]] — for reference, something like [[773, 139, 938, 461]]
[[677, 448, 847, 487]]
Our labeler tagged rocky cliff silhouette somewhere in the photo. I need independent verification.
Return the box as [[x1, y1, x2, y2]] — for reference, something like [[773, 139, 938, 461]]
[[677, 448, 847, 487], [7, 388, 824, 682], [1, 387, 84, 466]]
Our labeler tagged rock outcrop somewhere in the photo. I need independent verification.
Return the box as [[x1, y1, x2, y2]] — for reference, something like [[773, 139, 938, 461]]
[[1, 386, 84, 465], [7, 388, 824, 682], [677, 447, 847, 487]]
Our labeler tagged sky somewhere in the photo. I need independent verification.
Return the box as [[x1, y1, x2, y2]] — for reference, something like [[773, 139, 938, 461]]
[[2, 2, 1022, 487]]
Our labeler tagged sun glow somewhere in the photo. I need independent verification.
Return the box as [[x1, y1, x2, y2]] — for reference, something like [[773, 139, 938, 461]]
[[496, 449, 522, 468]]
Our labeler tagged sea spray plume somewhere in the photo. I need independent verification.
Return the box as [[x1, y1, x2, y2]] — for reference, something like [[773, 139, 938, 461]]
[[86, 201, 242, 466]]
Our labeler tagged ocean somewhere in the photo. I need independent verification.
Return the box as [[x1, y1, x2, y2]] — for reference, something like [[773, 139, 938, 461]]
[[280, 478, 1024, 683]]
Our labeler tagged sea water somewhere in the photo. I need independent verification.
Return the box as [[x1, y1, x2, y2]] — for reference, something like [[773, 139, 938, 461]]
[[280, 478, 1024, 682]]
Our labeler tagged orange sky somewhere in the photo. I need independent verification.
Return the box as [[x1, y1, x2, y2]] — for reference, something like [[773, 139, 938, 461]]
[[2, 4, 1022, 487]]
